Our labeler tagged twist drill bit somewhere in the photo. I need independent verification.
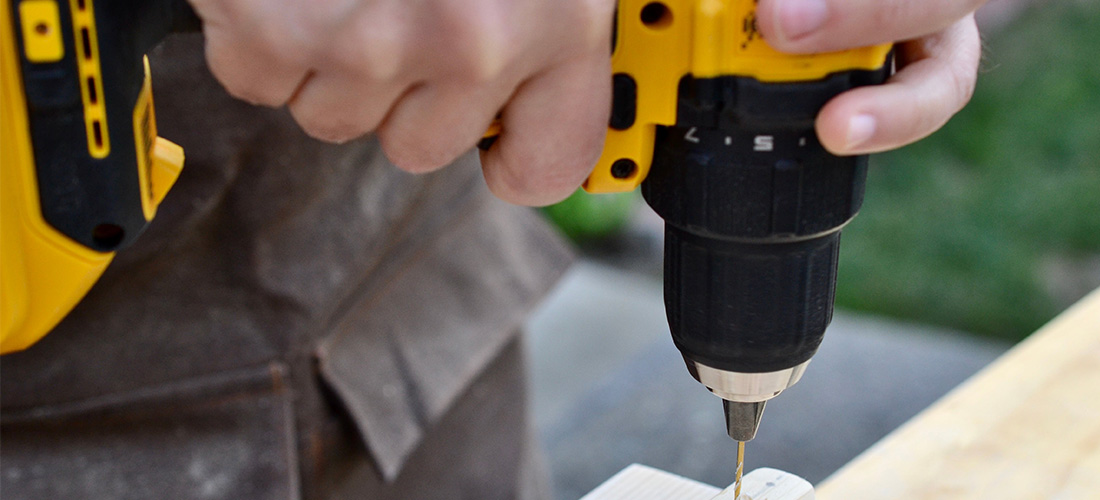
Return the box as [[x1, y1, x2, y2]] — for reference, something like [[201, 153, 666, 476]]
[[735, 441, 745, 499]]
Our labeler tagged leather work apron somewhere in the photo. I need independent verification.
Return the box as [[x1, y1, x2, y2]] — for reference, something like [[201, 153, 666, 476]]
[[0, 35, 573, 500]]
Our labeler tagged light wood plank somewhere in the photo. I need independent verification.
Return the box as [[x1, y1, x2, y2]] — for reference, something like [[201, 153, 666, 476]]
[[581, 464, 814, 500], [714, 468, 815, 500], [581, 464, 719, 500], [817, 287, 1100, 499]]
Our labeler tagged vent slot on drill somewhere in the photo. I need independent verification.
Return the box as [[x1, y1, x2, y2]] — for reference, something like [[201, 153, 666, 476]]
[[69, 0, 110, 158]]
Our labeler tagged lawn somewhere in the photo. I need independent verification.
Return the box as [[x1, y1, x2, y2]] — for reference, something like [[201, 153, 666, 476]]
[[835, 0, 1100, 341]]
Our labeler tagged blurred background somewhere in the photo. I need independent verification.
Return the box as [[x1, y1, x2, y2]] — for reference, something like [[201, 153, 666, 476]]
[[523, 0, 1100, 497]]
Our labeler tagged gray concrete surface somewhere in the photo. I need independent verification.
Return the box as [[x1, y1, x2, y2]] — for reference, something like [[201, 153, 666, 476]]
[[525, 261, 1011, 499]]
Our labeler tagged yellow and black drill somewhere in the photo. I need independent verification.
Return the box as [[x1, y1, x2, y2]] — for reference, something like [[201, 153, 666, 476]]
[[581, 0, 891, 448], [2, 0, 890, 480]]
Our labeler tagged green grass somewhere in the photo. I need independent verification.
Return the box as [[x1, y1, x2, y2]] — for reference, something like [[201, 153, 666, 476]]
[[835, 0, 1100, 341]]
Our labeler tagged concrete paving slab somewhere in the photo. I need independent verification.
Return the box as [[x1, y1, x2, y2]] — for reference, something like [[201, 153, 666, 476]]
[[525, 261, 669, 429], [526, 261, 1011, 500]]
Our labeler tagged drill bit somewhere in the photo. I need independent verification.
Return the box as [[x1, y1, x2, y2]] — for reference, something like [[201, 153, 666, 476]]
[[735, 440, 745, 499]]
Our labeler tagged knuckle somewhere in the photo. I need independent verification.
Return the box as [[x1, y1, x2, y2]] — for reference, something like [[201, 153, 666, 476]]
[[298, 0, 352, 28], [341, 14, 407, 80], [253, 20, 312, 67], [291, 108, 361, 144], [302, 123, 357, 144], [204, 31, 308, 107], [361, 39, 406, 81], [378, 133, 451, 173], [448, 10, 511, 82], [208, 63, 283, 106]]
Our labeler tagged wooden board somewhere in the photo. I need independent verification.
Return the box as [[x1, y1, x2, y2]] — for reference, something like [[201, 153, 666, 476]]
[[817, 287, 1100, 499], [581, 464, 814, 500], [580, 464, 719, 500], [716, 468, 815, 500]]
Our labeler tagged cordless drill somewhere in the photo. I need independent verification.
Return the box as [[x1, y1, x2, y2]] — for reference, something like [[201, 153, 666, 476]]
[[579, 0, 892, 447]]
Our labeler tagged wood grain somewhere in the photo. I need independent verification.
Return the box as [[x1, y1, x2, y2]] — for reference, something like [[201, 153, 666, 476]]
[[817, 287, 1100, 499]]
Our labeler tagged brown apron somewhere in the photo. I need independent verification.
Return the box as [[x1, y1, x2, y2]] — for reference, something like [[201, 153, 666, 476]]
[[0, 34, 572, 500]]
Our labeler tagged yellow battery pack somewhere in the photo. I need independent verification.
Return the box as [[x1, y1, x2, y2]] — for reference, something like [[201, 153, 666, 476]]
[[1, 0, 184, 353]]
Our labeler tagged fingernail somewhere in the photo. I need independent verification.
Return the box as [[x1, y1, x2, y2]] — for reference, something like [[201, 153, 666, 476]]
[[846, 114, 876, 150], [777, 0, 828, 41]]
